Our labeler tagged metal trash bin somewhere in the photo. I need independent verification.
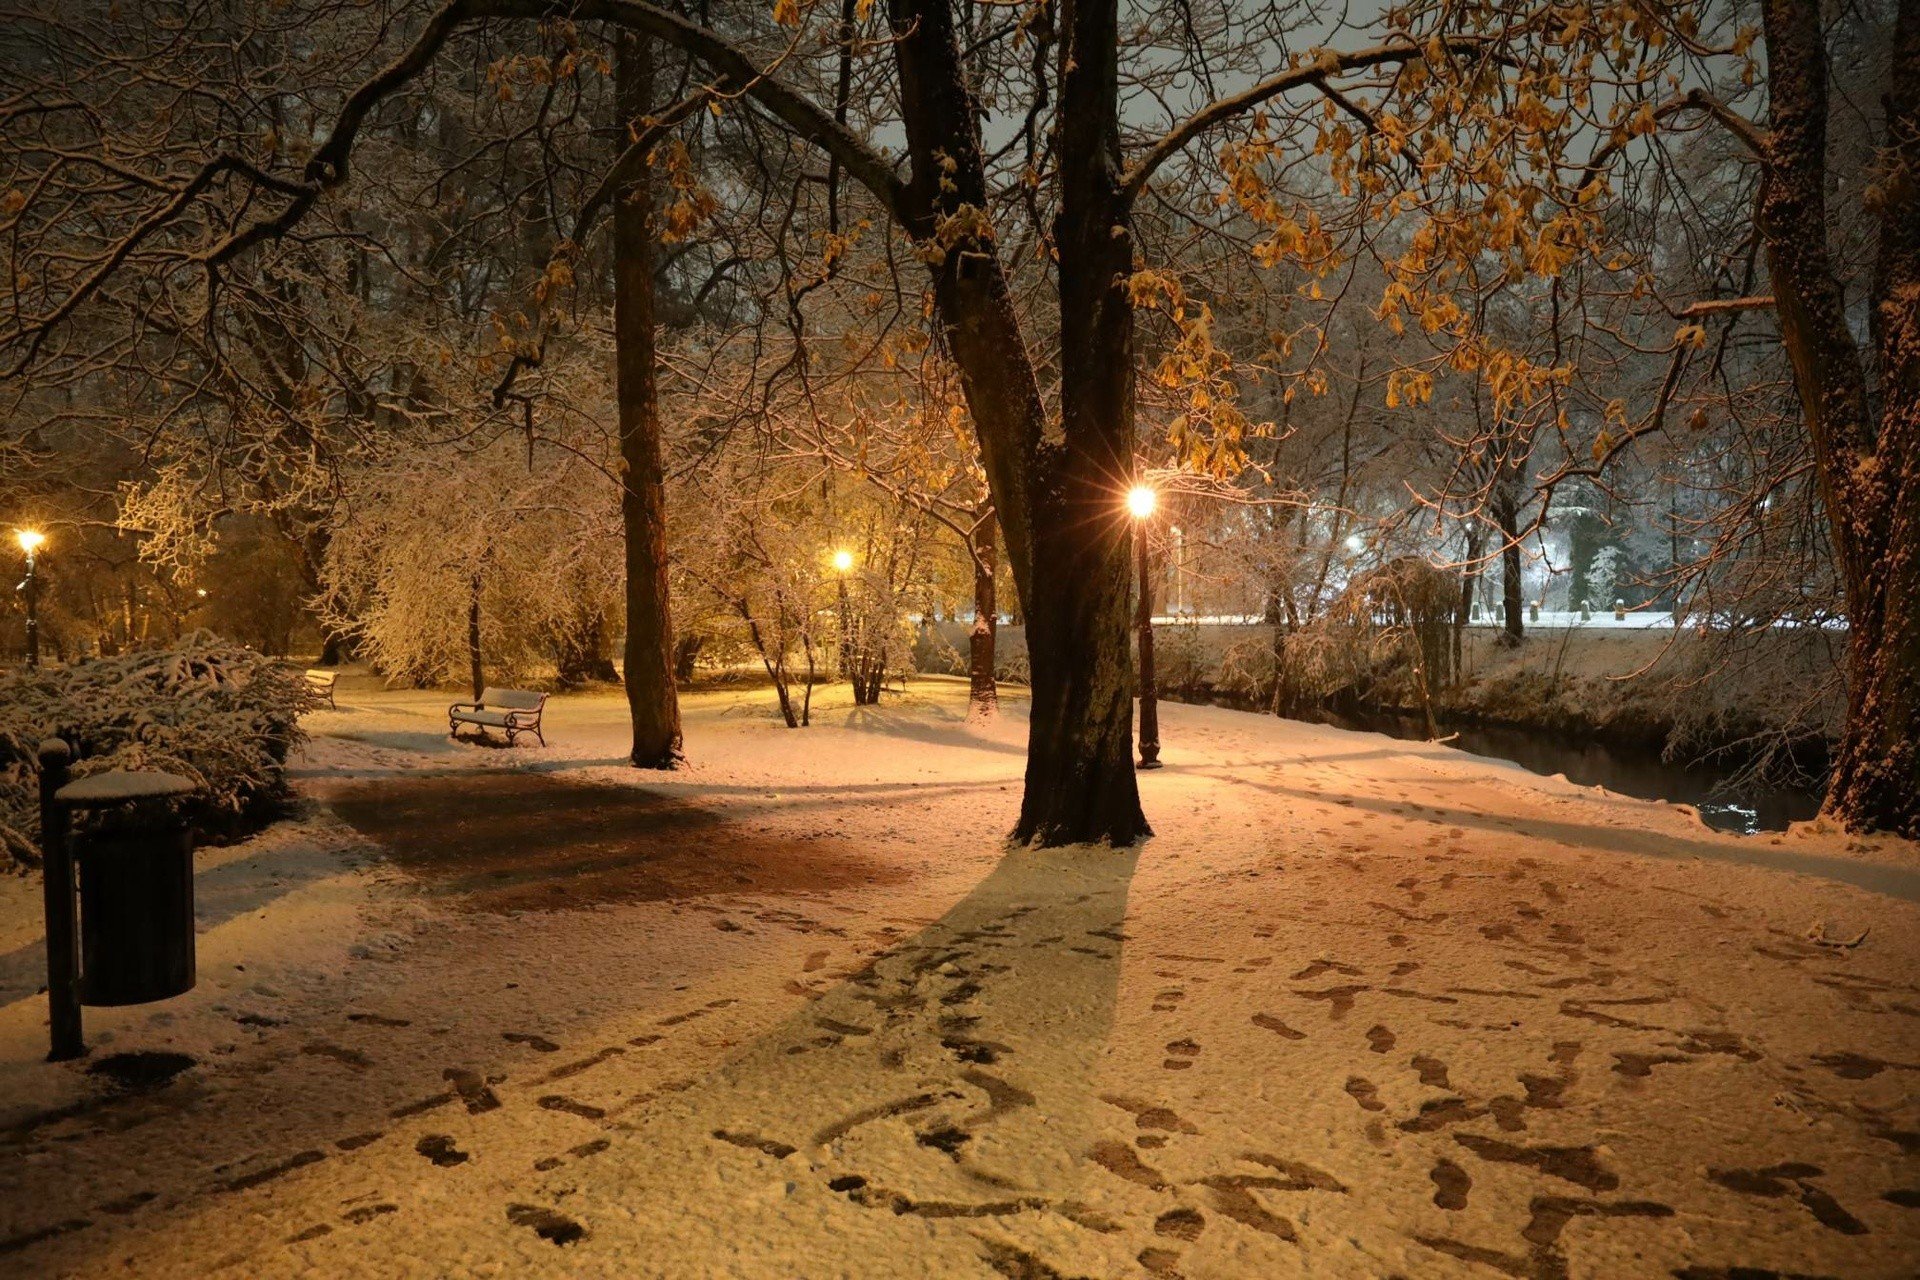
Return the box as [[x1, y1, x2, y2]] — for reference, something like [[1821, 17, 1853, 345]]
[[56, 770, 199, 1007]]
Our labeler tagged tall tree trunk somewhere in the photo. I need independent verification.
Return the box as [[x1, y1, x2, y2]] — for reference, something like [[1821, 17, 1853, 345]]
[[1264, 591, 1288, 716], [1495, 486, 1524, 646], [614, 30, 683, 769], [889, 0, 1039, 593], [1012, 0, 1146, 845], [968, 505, 998, 721], [467, 572, 484, 700], [1759, 0, 1920, 835], [1456, 524, 1483, 684], [887, 0, 1142, 844]]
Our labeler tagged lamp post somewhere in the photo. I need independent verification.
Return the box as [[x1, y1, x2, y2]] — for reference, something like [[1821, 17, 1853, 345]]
[[1126, 486, 1162, 769], [16, 529, 45, 669], [831, 548, 855, 679]]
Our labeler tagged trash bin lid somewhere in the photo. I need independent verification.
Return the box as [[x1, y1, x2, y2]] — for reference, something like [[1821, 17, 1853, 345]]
[[56, 770, 198, 807]]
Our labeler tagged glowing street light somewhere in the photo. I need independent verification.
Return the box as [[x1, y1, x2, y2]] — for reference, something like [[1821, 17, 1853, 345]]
[[830, 548, 856, 680], [1124, 487, 1162, 769], [14, 528, 45, 669]]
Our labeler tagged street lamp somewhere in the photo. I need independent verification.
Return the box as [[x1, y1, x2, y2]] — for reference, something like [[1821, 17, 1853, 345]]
[[1125, 486, 1162, 769], [831, 548, 856, 679], [15, 529, 45, 670]]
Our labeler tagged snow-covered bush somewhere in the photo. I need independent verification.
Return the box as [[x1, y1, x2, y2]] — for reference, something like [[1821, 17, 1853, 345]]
[[1155, 620, 1211, 696], [0, 631, 312, 868]]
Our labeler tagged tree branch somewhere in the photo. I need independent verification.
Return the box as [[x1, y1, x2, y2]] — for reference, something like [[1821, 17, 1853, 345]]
[[1119, 39, 1493, 205], [1573, 88, 1768, 199], [8, 0, 914, 372], [1677, 295, 1775, 318], [475, 0, 908, 221]]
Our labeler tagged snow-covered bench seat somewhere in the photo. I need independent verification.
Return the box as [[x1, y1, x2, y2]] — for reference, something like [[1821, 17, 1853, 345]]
[[448, 687, 548, 746], [304, 669, 338, 709]]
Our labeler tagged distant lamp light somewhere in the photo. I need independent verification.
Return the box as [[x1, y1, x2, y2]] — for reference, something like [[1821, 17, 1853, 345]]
[[16, 528, 45, 669], [1126, 485, 1157, 520], [831, 549, 855, 574], [1345, 534, 1365, 553], [195, 588, 208, 599]]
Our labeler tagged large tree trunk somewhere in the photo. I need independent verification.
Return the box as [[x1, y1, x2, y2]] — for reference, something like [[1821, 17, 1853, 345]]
[[1455, 524, 1483, 684], [967, 505, 998, 721], [614, 30, 683, 769], [1756, 0, 1920, 835], [888, 0, 1040, 590], [887, 0, 1143, 844], [1495, 485, 1524, 646], [1013, 0, 1147, 845]]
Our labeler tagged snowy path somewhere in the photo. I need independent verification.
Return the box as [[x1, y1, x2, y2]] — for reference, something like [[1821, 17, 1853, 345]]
[[1, 677, 1916, 1278]]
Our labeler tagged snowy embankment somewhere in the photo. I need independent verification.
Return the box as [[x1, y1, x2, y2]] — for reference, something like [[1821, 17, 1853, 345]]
[[1, 675, 1915, 1278]]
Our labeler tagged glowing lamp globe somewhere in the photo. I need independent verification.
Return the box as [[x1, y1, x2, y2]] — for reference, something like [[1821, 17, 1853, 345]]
[[16, 529, 45, 554], [1126, 486, 1157, 520], [832, 549, 855, 574]]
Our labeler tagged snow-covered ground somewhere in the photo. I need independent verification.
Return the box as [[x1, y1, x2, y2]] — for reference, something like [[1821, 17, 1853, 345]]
[[1, 675, 1915, 1278]]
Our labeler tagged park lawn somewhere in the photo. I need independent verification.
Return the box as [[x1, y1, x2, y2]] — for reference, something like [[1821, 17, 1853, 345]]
[[1, 675, 1915, 1278]]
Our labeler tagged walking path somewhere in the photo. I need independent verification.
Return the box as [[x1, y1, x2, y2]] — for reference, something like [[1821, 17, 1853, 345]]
[[1, 678, 1914, 1277]]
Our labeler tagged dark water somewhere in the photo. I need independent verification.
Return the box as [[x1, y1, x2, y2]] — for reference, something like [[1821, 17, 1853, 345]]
[[1286, 707, 1824, 835]]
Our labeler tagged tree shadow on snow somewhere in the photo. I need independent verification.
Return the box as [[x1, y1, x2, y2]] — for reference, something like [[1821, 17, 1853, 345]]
[[522, 836, 1147, 1269], [840, 702, 1029, 756]]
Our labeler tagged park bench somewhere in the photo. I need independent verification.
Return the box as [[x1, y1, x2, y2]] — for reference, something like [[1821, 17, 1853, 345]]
[[304, 669, 338, 709], [448, 687, 549, 746]]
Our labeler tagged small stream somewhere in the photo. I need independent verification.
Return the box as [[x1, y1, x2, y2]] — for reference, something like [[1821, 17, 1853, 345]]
[[1282, 706, 1825, 835]]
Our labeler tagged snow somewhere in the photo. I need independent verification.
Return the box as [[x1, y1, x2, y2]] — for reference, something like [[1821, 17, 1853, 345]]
[[55, 770, 199, 806], [1, 675, 1915, 1277], [1092, 610, 1846, 631]]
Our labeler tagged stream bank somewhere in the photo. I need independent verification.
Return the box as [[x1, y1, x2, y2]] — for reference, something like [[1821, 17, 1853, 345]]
[[920, 618, 1839, 834]]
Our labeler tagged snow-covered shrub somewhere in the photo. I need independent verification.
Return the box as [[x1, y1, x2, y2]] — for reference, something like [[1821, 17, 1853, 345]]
[[0, 631, 312, 868], [1278, 557, 1461, 712], [1215, 629, 1279, 704], [994, 644, 1031, 686], [1156, 621, 1211, 696], [910, 624, 965, 678]]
